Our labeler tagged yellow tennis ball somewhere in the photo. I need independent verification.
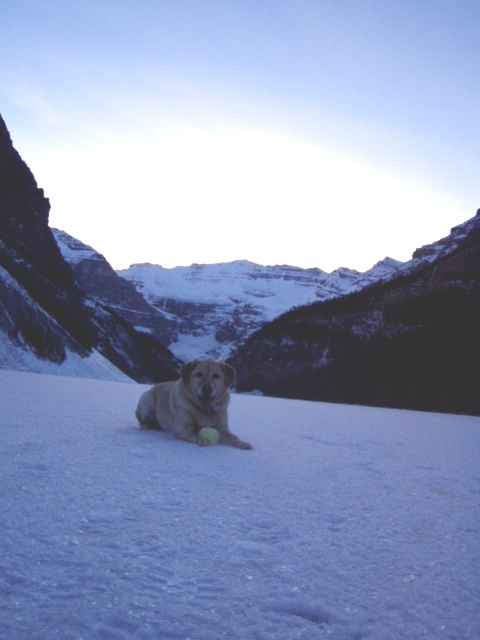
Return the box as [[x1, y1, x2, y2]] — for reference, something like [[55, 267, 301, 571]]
[[198, 427, 220, 446]]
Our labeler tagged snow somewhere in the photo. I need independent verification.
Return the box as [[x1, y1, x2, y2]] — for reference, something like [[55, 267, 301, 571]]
[[412, 211, 480, 263], [1, 369, 479, 639], [118, 259, 406, 317], [0, 335, 132, 382], [0, 265, 131, 383], [119, 259, 405, 321], [134, 325, 154, 335], [117, 259, 408, 361], [169, 331, 230, 362], [52, 228, 101, 264], [118, 261, 333, 318]]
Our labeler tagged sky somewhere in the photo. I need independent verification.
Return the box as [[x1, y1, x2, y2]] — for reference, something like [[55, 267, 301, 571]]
[[2, 1, 479, 272]]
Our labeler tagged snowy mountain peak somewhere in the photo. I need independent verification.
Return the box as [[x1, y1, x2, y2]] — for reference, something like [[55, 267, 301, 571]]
[[53, 228, 104, 264], [117, 257, 406, 361], [366, 256, 405, 278], [413, 209, 480, 262], [330, 266, 361, 278], [372, 256, 404, 269], [128, 259, 260, 273]]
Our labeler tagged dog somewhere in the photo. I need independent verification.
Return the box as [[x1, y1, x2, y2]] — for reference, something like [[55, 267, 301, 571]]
[[135, 359, 253, 450]]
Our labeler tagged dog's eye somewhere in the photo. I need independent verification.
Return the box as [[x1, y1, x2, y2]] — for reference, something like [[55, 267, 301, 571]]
[[212, 373, 220, 380]]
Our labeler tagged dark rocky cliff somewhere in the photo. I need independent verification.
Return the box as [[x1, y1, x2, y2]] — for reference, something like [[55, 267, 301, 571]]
[[0, 114, 178, 382], [230, 210, 480, 416], [0, 115, 91, 343]]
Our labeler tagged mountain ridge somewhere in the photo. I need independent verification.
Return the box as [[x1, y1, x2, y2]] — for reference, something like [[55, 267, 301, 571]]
[[54, 212, 476, 366], [228, 208, 480, 415], [117, 252, 406, 360], [0, 114, 179, 382]]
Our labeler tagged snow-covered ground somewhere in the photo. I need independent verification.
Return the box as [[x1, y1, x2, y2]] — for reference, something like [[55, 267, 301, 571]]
[[0, 337, 131, 383], [1, 370, 479, 640]]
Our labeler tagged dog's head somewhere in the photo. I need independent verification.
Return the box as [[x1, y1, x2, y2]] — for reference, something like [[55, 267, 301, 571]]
[[181, 359, 235, 410]]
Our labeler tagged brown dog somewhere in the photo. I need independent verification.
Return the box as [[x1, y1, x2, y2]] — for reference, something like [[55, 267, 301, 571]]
[[135, 359, 252, 449]]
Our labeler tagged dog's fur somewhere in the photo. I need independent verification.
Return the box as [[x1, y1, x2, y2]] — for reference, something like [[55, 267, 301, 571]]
[[135, 359, 252, 449]]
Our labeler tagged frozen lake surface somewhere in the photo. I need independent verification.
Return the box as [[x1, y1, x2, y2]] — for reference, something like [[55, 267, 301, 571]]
[[1, 369, 479, 639]]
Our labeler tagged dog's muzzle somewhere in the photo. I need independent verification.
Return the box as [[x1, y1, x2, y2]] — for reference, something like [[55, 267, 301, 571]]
[[201, 384, 213, 402]]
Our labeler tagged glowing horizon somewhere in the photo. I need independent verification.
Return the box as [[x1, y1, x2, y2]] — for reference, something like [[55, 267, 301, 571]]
[[13, 117, 469, 274]]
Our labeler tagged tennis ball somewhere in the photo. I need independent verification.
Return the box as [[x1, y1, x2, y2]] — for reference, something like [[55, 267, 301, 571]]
[[198, 427, 220, 446]]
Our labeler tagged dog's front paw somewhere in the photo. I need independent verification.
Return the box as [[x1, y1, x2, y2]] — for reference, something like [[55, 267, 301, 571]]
[[229, 436, 253, 450], [236, 440, 253, 450], [218, 431, 253, 450]]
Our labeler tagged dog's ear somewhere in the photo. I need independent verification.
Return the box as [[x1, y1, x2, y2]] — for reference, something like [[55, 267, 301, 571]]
[[221, 362, 236, 388], [181, 360, 198, 385]]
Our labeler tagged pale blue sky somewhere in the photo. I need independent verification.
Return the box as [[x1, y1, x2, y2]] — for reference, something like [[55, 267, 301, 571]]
[[2, 1, 478, 270]]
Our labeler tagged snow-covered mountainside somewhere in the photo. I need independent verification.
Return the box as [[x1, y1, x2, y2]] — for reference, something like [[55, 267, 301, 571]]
[[1, 369, 479, 640], [52, 228, 101, 264], [230, 209, 480, 416], [0, 264, 130, 381], [118, 257, 404, 361], [59, 212, 477, 367], [53, 229, 175, 347], [412, 212, 480, 262]]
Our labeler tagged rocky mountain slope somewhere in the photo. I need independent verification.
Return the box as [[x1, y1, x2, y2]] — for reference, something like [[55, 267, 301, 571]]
[[0, 114, 178, 382], [53, 229, 175, 346], [117, 257, 404, 361], [229, 209, 480, 416]]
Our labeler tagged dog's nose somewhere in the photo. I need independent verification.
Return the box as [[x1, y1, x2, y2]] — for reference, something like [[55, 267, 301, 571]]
[[201, 384, 212, 399]]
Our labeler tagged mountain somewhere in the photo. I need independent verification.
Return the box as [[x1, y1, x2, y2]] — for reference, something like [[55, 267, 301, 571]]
[[229, 209, 480, 416], [0, 261, 130, 381], [0, 114, 178, 382], [2, 368, 479, 639], [117, 256, 404, 361], [52, 229, 175, 346]]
